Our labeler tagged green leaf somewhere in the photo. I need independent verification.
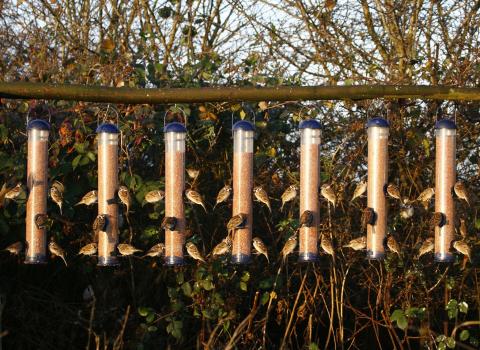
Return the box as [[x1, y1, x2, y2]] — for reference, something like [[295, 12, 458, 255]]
[[201, 279, 214, 291], [138, 306, 149, 317], [458, 301, 468, 314], [446, 299, 458, 319], [146, 313, 155, 324], [460, 330, 470, 341], [446, 337, 456, 349], [241, 271, 250, 282], [436, 335, 446, 343], [437, 341, 446, 350], [260, 291, 270, 305], [176, 272, 184, 285], [72, 154, 82, 169], [181, 282, 192, 297], [147, 325, 158, 332], [308, 343, 319, 350], [239, 281, 248, 292]]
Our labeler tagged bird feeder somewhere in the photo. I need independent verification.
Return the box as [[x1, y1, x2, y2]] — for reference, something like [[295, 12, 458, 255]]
[[366, 118, 389, 260], [164, 122, 186, 266], [298, 120, 321, 262], [97, 123, 120, 266], [231, 120, 255, 264], [25, 120, 50, 264], [434, 119, 456, 262]]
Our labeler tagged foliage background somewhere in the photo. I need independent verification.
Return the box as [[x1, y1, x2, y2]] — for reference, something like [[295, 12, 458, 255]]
[[0, 0, 480, 349]]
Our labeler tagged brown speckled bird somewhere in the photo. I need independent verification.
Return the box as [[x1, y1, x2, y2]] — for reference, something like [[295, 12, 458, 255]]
[[281, 185, 298, 211], [361, 207, 376, 228], [416, 238, 434, 259], [52, 180, 65, 194], [227, 214, 247, 232], [351, 181, 367, 202], [343, 236, 366, 251], [320, 234, 334, 256], [143, 243, 165, 258], [212, 237, 232, 257], [400, 205, 414, 219], [213, 185, 232, 210], [118, 186, 131, 215], [186, 242, 206, 263], [117, 243, 142, 256], [254, 186, 271, 212], [78, 243, 97, 256], [300, 210, 314, 228], [93, 214, 108, 233], [75, 190, 98, 206], [50, 186, 63, 215], [453, 182, 470, 206], [161, 216, 177, 231], [252, 237, 269, 263], [185, 189, 207, 213], [144, 190, 165, 204], [416, 187, 434, 204], [186, 168, 200, 180], [49, 239, 67, 266], [4, 241, 23, 255], [430, 212, 445, 228], [386, 184, 401, 201], [386, 235, 401, 256], [453, 240, 471, 262], [320, 184, 337, 207], [280, 235, 298, 262], [459, 219, 468, 238], [4, 183, 23, 200], [34, 213, 48, 230]]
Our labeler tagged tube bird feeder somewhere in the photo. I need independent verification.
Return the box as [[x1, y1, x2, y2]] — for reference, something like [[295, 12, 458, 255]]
[[231, 121, 255, 264], [366, 118, 390, 260], [434, 119, 456, 262], [25, 119, 50, 264], [97, 123, 120, 266], [298, 120, 321, 262], [164, 122, 186, 266]]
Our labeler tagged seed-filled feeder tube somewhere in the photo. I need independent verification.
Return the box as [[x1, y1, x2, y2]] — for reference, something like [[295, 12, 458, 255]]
[[366, 118, 390, 260], [298, 120, 321, 262], [25, 120, 50, 264], [97, 123, 120, 266], [434, 119, 456, 262], [164, 122, 186, 266], [231, 121, 255, 264]]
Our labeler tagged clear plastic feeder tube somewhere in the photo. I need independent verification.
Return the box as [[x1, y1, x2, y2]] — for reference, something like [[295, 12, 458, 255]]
[[25, 120, 50, 264], [366, 118, 389, 260], [298, 120, 321, 262], [164, 122, 186, 266], [434, 119, 456, 262], [231, 121, 255, 264], [97, 123, 120, 266]]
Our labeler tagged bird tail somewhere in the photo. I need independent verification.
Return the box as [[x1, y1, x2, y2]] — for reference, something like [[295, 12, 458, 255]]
[[74, 201, 82, 206], [201, 203, 208, 213], [61, 256, 68, 267]]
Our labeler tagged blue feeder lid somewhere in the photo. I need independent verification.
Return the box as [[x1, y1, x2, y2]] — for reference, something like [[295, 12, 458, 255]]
[[96, 123, 119, 134], [164, 122, 187, 133], [299, 119, 322, 130], [366, 117, 390, 128], [233, 120, 255, 131], [435, 119, 456, 130], [27, 119, 50, 131]]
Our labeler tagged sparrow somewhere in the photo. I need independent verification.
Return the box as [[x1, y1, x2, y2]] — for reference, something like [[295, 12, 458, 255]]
[[416, 187, 434, 203], [320, 184, 337, 207], [34, 213, 48, 230], [212, 237, 232, 257], [252, 237, 269, 262], [49, 239, 67, 266], [281, 185, 298, 211], [386, 235, 401, 256], [253, 186, 271, 212], [280, 235, 298, 262], [186, 242, 206, 263], [454, 182, 470, 206], [143, 243, 165, 258], [453, 240, 471, 262], [118, 186, 131, 215], [186, 168, 200, 180], [400, 205, 414, 219], [185, 189, 207, 213], [386, 184, 402, 201], [78, 243, 97, 256], [161, 216, 177, 231], [75, 190, 98, 206], [416, 238, 434, 259], [361, 207, 376, 228], [144, 190, 165, 204], [51, 180, 65, 194], [93, 214, 108, 233], [4, 183, 24, 200], [300, 210, 314, 228], [117, 243, 142, 256], [343, 236, 366, 251], [459, 219, 468, 238], [4, 241, 23, 255], [213, 185, 232, 210], [430, 212, 445, 228], [227, 214, 247, 232], [351, 181, 367, 202], [50, 186, 63, 215], [320, 234, 334, 256]]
